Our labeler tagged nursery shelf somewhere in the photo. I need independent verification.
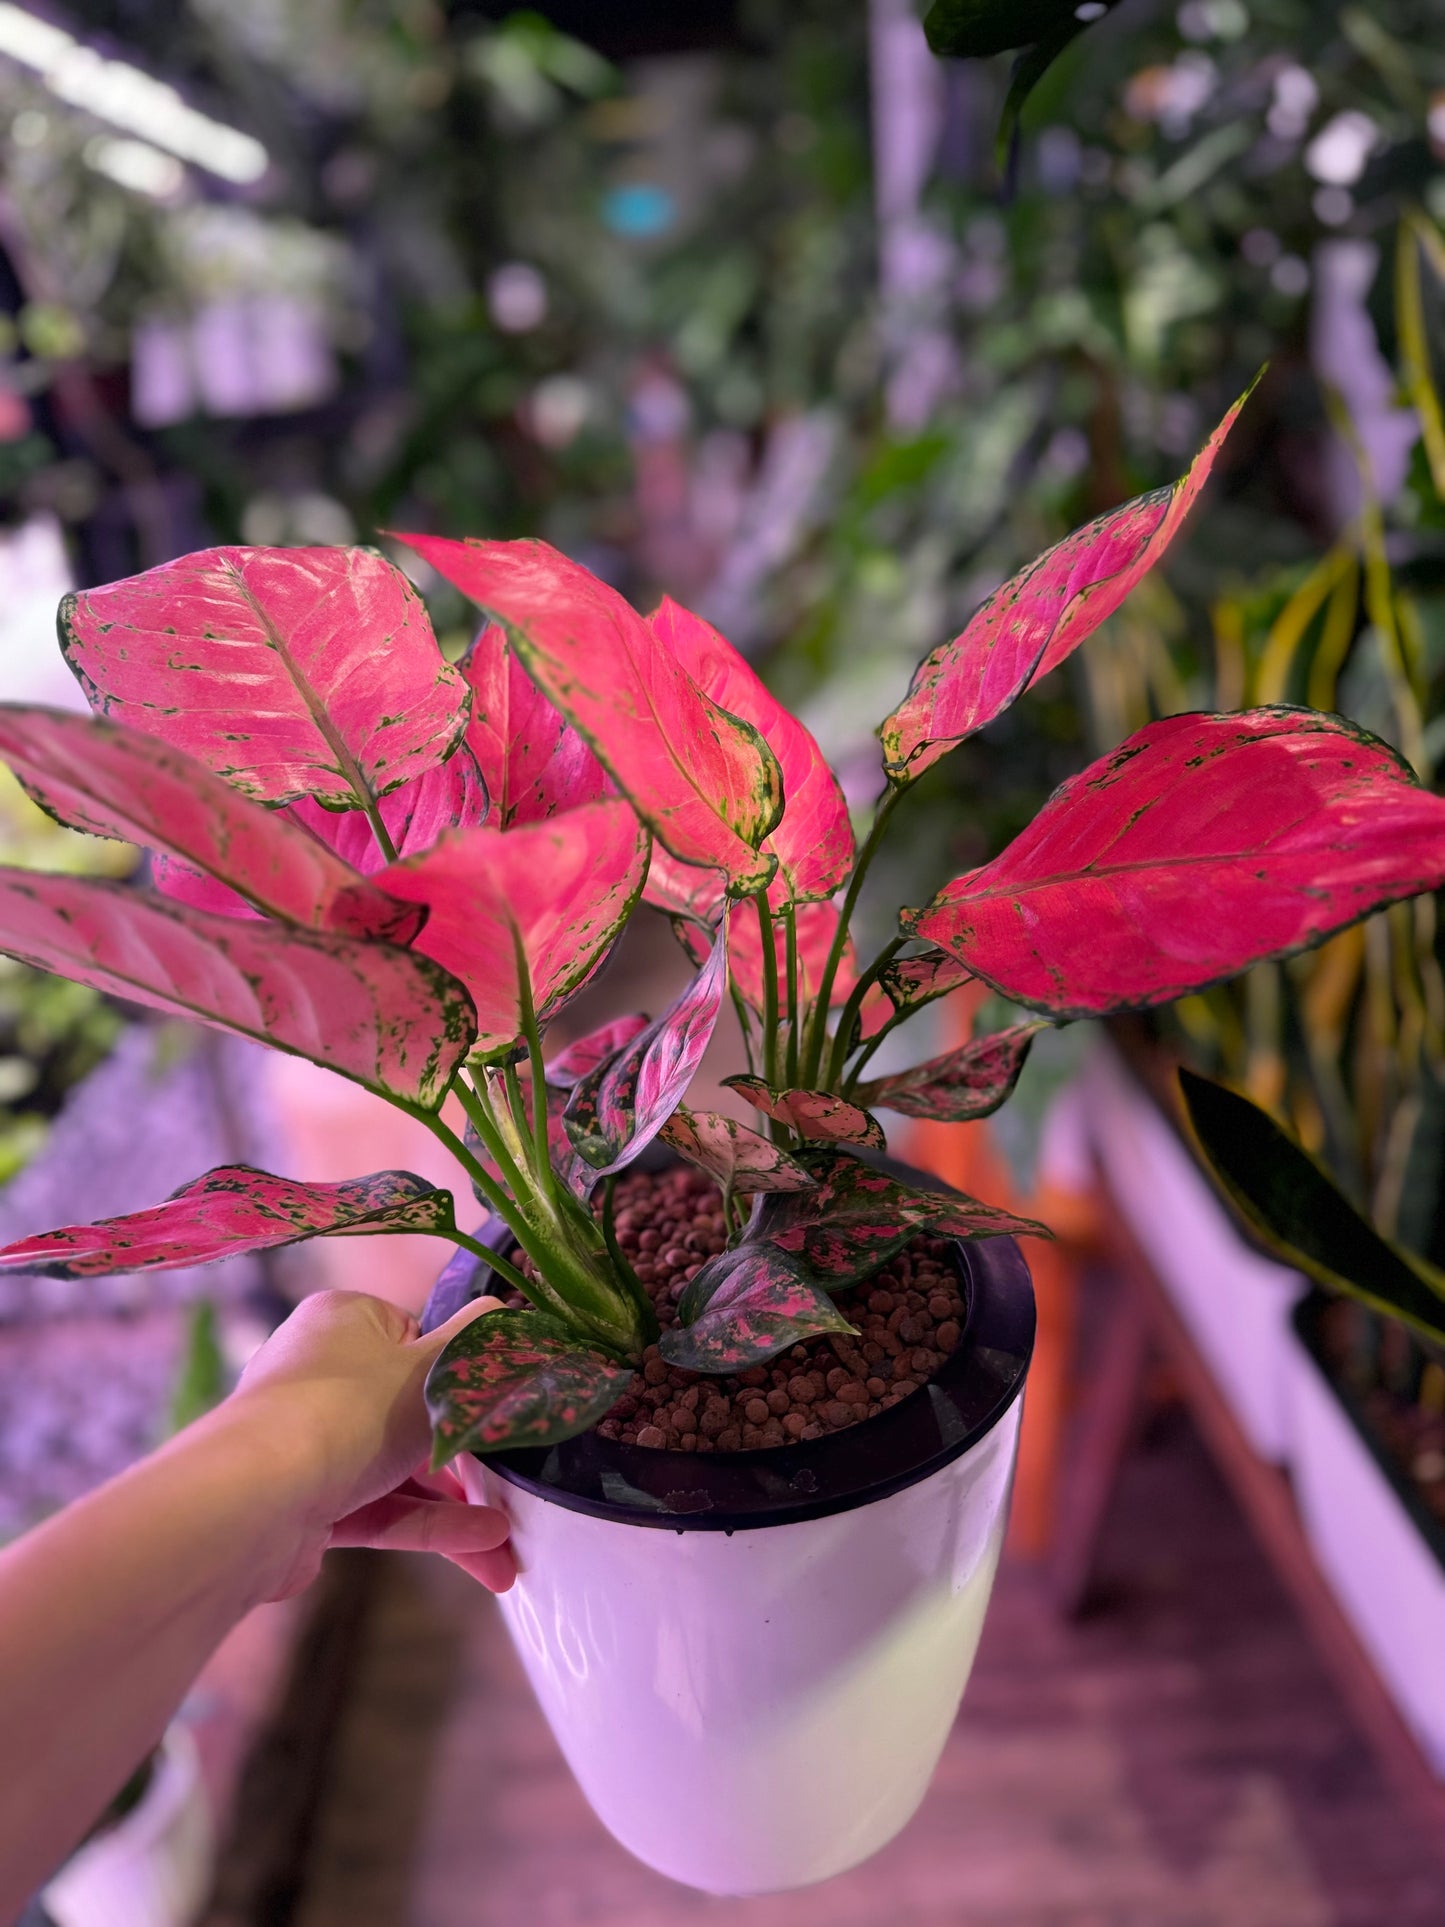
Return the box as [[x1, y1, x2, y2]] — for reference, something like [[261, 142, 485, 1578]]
[[1052, 1173, 1445, 1858]]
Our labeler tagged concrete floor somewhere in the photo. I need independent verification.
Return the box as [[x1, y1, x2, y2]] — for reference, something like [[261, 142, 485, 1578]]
[[216, 1407, 1444, 1927]]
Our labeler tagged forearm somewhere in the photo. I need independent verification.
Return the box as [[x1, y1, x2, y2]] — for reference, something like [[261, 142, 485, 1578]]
[[0, 1398, 311, 1913]]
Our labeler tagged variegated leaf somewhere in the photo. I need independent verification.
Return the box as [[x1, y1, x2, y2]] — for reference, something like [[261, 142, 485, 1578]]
[[649, 596, 853, 906], [461, 621, 611, 826], [0, 703, 421, 945], [723, 1078, 885, 1149], [545, 1014, 651, 1088], [395, 534, 782, 893], [644, 843, 728, 925], [879, 388, 1250, 783], [903, 709, 1445, 1018], [0, 870, 474, 1106], [659, 1107, 818, 1195], [753, 1154, 1049, 1286], [336, 802, 649, 1062], [0, 1166, 454, 1278], [879, 947, 975, 1018], [660, 1243, 856, 1373], [61, 545, 470, 809], [463, 1087, 595, 1203], [425, 1307, 636, 1461], [564, 921, 728, 1173], [856, 1022, 1047, 1122]]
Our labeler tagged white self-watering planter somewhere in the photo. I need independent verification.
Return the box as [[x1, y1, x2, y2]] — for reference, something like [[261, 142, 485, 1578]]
[[40, 1724, 213, 1927], [1082, 1041, 1306, 1461], [1288, 1295, 1445, 1775], [456, 1234, 1032, 1896]]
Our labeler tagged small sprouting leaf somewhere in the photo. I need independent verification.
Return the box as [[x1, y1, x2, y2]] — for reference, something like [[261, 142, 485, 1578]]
[[60, 545, 471, 810], [425, 1308, 636, 1462], [661, 1244, 856, 1374], [337, 801, 649, 1061], [395, 534, 782, 893], [878, 388, 1251, 784], [461, 621, 611, 827], [545, 1014, 650, 1088], [0, 703, 422, 946], [0, 870, 475, 1107], [564, 922, 728, 1173], [649, 596, 853, 907], [659, 1107, 818, 1195], [856, 1022, 1047, 1122], [753, 1154, 1049, 1287], [1179, 1069, 1445, 1347], [903, 709, 1445, 1018], [723, 1079, 886, 1149], [0, 1166, 455, 1278]]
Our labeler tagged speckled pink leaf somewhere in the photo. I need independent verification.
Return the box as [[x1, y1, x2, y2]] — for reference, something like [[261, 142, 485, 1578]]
[[879, 388, 1251, 783], [426, 1307, 635, 1461], [880, 948, 975, 1018], [461, 621, 611, 826], [649, 596, 853, 906], [661, 1244, 856, 1373], [546, 1014, 651, 1088], [564, 921, 728, 1173], [0, 871, 474, 1106], [154, 749, 490, 923], [337, 801, 649, 1062], [0, 703, 421, 945], [903, 708, 1445, 1018], [0, 1165, 454, 1278], [395, 534, 782, 892], [644, 844, 728, 925], [753, 1154, 1049, 1285], [723, 1079, 885, 1149], [659, 1107, 818, 1195], [60, 545, 470, 809], [856, 1022, 1047, 1121]]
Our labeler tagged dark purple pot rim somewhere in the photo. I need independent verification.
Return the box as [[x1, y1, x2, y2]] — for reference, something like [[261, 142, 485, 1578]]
[[424, 1149, 1035, 1533], [1291, 1291, 1445, 1570]]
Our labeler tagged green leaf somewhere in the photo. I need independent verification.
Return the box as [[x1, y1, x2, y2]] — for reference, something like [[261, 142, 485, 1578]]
[[1179, 1069, 1445, 1347], [922, 0, 1090, 58], [425, 1307, 636, 1463]]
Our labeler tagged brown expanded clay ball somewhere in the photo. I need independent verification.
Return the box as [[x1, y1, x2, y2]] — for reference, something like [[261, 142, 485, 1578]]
[[489, 1163, 967, 1454]]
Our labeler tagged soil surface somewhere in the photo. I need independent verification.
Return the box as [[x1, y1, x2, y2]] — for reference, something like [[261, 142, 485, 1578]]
[[497, 1161, 966, 1452], [1319, 1300, 1445, 1530]]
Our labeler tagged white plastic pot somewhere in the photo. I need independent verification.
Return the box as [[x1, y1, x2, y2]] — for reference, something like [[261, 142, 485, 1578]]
[[1082, 1042, 1306, 1461], [457, 1234, 1032, 1896], [1287, 1298, 1445, 1775], [41, 1725, 213, 1927]]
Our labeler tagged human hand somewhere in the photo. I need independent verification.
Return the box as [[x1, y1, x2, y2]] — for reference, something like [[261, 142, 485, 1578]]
[[227, 1289, 514, 1601]]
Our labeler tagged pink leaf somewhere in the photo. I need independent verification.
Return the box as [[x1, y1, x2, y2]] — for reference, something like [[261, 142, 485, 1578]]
[[880, 947, 974, 1018], [879, 386, 1252, 783], [649, 596, 853, 906], [461, 621, 611, 826], [0, 1166, 454, 1278], [722, 1078, 885, 1149], [546, 1014, 651, 1088], [0, 703, 421, 945], [856, 1021, 1047, 1121], [658, 1107, 819, 1195], [903, 708, 1445, 1017], [644, 844, 728, 925], [338, 801, 649, 1062], [564, 921, 729, 1173], [60, 545, 471, 809], [753, 1154, 1050, 1286], [660, 1244, 856, 1373], [426, 1307, 636, 1461], [0, 870, 474, 1106], [394, 534, 782, 892]]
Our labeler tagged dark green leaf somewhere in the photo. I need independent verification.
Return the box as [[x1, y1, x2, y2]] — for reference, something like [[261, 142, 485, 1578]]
[[663, 1244, 856, 1373], [1179, 1069, 1445, 1347]]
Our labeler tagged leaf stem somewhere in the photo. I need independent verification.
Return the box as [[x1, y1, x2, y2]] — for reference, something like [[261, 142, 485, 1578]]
[[753, 887, 781, 1089], [512, 928, 560, 1206], [440, 1226, 535, 1301], [802, 785, 905, 1087], [784, 902, 800, 1087], [824, 935, 906, 1090], [360, 793, 399, 866]]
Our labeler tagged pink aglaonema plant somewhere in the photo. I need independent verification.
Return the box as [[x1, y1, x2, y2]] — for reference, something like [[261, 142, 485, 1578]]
[[7, 392, 1445, 1463]]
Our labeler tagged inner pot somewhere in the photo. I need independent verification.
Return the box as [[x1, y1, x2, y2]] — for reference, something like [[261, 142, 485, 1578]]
[[445, 1194, 1034, 1896]]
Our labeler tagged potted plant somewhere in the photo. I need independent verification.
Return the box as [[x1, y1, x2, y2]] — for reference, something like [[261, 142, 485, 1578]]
[[4, 390, 1445, 1890]]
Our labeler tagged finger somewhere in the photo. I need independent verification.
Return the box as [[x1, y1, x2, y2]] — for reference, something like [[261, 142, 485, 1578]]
[[415, 1292, 506, 1359], [329, 1492, 512, 1556], [445, 1543, 517, 1593]]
